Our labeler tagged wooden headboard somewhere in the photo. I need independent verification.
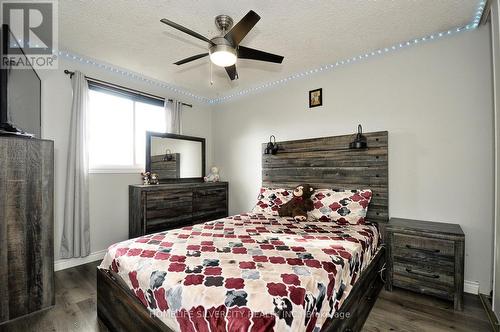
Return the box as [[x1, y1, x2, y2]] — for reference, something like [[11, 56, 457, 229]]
[[262, 131, 388, 223]]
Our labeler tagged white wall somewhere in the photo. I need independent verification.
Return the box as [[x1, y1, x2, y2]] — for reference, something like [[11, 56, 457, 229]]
[[212, 27, 494, 293], [37, 58, 213, 262]]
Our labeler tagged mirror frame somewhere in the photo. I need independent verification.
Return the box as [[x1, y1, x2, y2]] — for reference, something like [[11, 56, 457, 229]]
[[145, 131, 206, 182]]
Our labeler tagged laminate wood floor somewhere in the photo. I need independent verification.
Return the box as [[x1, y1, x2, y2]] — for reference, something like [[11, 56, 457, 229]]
[[0, 260, 491, 332]]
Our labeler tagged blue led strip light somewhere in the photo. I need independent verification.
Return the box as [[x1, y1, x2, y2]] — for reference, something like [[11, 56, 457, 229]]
[[472, 0, 486, 27], [58, 1, 486, 105], [209, 1, 487, 104], [57, 50, 210, 103]]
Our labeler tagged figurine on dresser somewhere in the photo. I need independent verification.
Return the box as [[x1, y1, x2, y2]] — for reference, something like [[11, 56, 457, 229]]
[[204, 166, 220, 182], [141, 172, 160, 185]]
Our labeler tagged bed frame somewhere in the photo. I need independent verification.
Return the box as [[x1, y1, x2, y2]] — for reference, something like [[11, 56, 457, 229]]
[[97, 131, 389, 332]]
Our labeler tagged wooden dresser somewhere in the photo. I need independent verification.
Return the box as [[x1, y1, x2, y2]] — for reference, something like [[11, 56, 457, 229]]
[[386, 218, 465, 310], [0, 137, 54, 324], [129, 182, 228, 238]]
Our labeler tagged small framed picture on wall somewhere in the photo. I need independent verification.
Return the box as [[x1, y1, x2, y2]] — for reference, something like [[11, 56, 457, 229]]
[[309, 88, 322, 108]]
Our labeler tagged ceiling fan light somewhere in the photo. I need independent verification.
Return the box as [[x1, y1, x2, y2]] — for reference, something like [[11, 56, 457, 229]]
[[209, 45, 237, 67]]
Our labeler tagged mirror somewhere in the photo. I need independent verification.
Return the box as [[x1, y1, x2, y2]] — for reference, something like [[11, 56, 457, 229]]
[[146, 132, 206, 181]]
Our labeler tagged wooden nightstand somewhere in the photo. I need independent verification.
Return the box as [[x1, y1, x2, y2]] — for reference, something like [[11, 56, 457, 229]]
[[386, 218, 465, 311]]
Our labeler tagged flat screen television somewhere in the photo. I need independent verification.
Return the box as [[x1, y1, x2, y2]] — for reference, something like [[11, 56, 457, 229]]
[[0, 24, 41, 138]]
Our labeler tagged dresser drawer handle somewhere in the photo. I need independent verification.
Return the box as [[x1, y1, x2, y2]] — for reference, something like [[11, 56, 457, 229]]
[[405, 268, 440, 279], [406, 244, 440, 253], [196, 192, 219, 197], [150, 195, 182, 200]]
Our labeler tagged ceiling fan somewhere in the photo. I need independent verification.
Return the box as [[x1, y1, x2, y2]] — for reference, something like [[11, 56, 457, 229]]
[[160, 10, 284, 81]]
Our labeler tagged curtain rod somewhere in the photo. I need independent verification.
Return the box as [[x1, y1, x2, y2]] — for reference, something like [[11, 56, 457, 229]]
[[63, 70, 193, 108]]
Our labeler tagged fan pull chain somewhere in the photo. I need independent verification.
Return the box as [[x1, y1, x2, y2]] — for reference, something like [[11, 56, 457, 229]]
[[210, 60, 214, 85]]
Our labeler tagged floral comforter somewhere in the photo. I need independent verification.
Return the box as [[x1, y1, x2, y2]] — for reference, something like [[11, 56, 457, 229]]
[[99, 213, 380, 332]]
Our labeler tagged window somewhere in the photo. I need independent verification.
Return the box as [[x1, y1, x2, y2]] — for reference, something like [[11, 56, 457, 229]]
[[88, 83, 166, 172]]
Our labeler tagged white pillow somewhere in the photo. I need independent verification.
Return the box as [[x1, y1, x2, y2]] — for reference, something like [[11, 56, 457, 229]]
[[251, 187, 293, 215], [308, 189, 373, 224]]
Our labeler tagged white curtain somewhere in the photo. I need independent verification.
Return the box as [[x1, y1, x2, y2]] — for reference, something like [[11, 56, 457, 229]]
[[60, 71, 90, 258], [165, 99, 183, 134]]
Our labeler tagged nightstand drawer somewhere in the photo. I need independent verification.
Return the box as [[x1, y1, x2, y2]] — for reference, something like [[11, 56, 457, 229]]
[[393, 262, 454, 286], [393, 262, 454, 301], [394, 252, 454, 273], [393, 233, 455, 257]]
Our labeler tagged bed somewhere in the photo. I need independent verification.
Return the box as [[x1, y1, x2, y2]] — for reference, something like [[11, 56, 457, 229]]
[[97, 131, 389, 332]]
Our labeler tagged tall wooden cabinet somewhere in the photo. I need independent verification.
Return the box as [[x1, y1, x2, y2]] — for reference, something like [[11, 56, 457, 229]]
[[0, 137, 54, 324]]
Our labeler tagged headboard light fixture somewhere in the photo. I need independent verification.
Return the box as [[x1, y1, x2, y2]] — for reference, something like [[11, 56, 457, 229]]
[[265, 135, 279, 155], [349, 125, 367, 149], [163, 149, 173, 161]]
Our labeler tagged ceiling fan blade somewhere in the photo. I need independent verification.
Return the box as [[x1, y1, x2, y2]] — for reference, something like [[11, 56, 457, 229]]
[[225, 65, 238, 80], [224, 10, 260, 46], [238, 46, 284, 63], [161, 18, 214, 45], [174, 53, 209, 65]]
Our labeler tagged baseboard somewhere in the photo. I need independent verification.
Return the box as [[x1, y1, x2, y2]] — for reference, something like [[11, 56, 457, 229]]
[[479, 293, 500, 332], [464, 280, 480, 295], [54, 249, 107, 271]]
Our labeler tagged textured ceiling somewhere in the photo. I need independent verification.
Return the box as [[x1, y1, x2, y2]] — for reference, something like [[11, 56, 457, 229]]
[[59, 0, 478, 98]]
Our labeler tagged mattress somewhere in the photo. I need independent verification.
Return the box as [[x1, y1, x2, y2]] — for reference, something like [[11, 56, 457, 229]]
[[99, 213, 381, 332]]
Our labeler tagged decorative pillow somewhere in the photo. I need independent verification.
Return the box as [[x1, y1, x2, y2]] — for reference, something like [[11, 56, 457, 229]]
[[308, 189, 373, 224], [252, 187, 293, 215]]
